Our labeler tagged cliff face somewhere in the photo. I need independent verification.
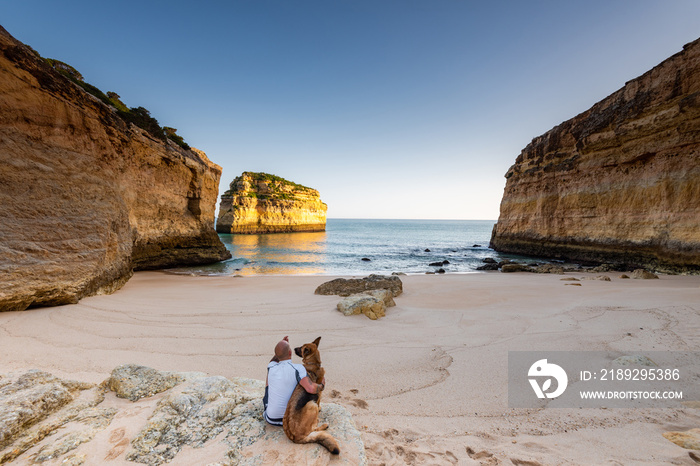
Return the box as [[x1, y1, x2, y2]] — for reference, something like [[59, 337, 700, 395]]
[[490, 38, 700, 273], [216, 172, 327, 234], [0, 26, 231, 311]]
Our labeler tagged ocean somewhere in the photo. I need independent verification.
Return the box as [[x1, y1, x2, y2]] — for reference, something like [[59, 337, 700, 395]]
[[169, 219, 534, 276]]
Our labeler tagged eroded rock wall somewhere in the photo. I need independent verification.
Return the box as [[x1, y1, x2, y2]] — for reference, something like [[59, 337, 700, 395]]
[[0, 26, 230, 311], [217, 172, 327, 234], [490, 37, 700, 273]]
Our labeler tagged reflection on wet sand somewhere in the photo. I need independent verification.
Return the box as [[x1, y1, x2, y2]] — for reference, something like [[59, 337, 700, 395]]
[[221, 231, 327, 275]]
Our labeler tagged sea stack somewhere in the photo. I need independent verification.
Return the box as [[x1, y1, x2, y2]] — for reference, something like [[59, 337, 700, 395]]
[[216, 172, 327, 234], [490, 37, 700, 273], [0, 26, 230, 311]]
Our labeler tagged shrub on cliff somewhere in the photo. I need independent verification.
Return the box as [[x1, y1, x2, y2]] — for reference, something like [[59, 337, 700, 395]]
[[43, 56, 191, 146], [164, 126, 191, 150]]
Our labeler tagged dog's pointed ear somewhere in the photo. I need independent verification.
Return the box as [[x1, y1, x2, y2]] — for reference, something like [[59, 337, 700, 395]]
[[312, 336, 321, 347]]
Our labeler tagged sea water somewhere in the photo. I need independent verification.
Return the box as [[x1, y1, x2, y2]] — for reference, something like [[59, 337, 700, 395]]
[[169, 219, 535, 276]]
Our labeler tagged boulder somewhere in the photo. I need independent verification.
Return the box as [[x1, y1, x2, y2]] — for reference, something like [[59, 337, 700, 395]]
[[0, 367, 366, 465], [482, 258, 497, 264], [631, 269, 659, 279], [476, 263, 499, 271], [362, 289, 396, 307], [337, 295, 386, 320], [315, 274, 403, 297], [500, 263, 532, 273], [535, 264, 565, 274], [107, 364, 186, 401], [429, 261, 444, 267], [582, 275, 611, 281], [619, 274, 630, 279]]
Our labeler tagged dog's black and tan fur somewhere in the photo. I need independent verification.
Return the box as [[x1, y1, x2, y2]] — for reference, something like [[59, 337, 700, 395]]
[[283, 336, 340, 455]]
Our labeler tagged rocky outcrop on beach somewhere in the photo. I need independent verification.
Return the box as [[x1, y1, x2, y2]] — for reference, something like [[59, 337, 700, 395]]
[[318, 275, 401, 320], [216, 172, 327, 234], [490, 37, 700, 273], [315, 274, 403, 297], [0, 26, 230, 311], [337, 289, 396, 320], [0, 365, 366, 465]]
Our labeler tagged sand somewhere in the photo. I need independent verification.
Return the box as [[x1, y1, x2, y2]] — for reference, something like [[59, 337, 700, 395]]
[[1, 271, 699, 465]]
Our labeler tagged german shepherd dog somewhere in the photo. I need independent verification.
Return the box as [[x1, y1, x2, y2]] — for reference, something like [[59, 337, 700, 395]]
[[283, 336, 340, 455]]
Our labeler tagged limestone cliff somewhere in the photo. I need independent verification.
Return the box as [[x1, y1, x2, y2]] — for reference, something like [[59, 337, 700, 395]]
[[0, 26, 231, 311], [490, 37, 700, 273], [216, 172, 327, 234]]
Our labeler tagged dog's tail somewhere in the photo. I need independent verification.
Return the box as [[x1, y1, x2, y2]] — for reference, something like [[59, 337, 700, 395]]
[[301, 431, 340, 455]]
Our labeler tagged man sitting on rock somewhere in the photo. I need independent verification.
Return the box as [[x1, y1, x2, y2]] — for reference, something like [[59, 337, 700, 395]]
[[263, 335, 325, 426]]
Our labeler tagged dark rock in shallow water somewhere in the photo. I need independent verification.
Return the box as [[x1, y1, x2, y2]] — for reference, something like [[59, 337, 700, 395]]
[[424, 248, 431, 252], [477, 263, 500, 271], [482, 258, 497, 264], [430, 260, 450, 267], [437, 268, 446, 274], [361, 257, 371, 262], [473, 244, 480, 247]]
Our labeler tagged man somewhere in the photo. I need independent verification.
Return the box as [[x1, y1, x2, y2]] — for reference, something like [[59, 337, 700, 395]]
[[263, 335, 325, 426]]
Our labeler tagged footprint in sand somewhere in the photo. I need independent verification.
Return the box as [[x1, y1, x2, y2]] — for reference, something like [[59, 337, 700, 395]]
[[466, 446, 498, 465], [510, 458, 542, 466], [108, 427, 125, 444], [105, 427, 129, 461], [350, 398, 369, 409]]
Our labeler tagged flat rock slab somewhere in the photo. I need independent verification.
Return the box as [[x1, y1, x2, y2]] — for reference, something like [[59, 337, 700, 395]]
[[107, 363, 187, 401], [0, 367, 366, 465], [315, 274, 403, 297]]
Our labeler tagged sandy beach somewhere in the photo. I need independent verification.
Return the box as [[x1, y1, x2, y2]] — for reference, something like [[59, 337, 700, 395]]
[[1, 271, 699, 465]]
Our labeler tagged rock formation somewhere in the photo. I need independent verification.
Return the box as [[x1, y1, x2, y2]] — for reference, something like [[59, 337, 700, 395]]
[[490, 37, 700, 273], [0, 365, 366, 465], [315, 274, 403, 297], [337, 289, 396, 320], [216, 172, 327, 234], [0, 26, 231, 311]]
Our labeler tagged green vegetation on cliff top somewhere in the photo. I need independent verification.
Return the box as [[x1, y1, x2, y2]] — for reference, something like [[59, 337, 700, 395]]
[[224, 172, 319, 201], [43, 58, 190, 150]]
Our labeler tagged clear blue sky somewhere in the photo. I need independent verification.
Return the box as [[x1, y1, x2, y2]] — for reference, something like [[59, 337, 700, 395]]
[[2, 1, 699, 219]]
